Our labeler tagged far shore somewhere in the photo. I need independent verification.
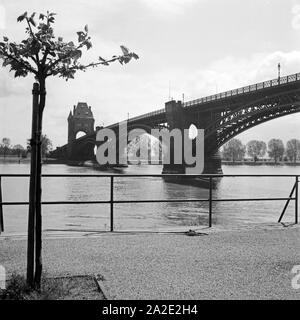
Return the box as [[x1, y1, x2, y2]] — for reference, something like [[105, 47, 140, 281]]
[[222, 160, 300, 166], [0, 156, 30, 163], [1, 156, 300, 167]]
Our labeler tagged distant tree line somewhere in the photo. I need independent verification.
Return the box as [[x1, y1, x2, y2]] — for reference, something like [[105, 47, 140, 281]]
[[0, 135, 53, 158], [221, 138, 300, 163], [0, 137, 26, 158]]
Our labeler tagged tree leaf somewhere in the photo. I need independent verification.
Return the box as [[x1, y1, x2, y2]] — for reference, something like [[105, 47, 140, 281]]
[[17, 12, 27, 22], [131, 52, 139, 60], [77, 32, 85, 42], [85, 41, 92, 50], [84, 24, 88, 32], [120, 45, 129, 55], [70, 49, 82, 61], [14, 69, 28, 78], [3, 58, 12, 67], [29, 17, 36, 27]]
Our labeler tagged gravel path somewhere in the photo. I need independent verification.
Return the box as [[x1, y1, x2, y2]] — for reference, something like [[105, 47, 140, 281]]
[[1, 225, 300, 299]]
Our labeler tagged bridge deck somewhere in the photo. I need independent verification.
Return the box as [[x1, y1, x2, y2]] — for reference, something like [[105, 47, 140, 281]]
[[122, 72, 300, 124], [53, 72, 300, 150]]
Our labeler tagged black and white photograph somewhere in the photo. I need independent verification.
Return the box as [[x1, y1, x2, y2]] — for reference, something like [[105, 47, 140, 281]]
[[0, 0, 299, 308]]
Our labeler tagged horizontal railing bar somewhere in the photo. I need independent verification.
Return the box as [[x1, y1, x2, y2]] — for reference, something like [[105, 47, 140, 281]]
[[110, 199, 208, 203], [0, 201, 110, 205], [211, 197, 296, 202], [0, 197, 295, 206], [0, 174, 299, 178]]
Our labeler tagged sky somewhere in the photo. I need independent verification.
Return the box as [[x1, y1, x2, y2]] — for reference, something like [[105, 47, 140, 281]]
[[0, 0, 300, 149]]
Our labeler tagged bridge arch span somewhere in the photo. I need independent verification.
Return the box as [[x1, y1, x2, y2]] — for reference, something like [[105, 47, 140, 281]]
[[204, 91, 300, 153], [216, 102, 300, 150]]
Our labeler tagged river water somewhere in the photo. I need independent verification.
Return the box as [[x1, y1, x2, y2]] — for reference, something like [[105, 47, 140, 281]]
[[0, 163, 299, 236]]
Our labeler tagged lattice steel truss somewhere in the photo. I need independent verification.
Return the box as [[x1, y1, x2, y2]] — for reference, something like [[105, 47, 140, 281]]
[[204, 89, 300, 152]]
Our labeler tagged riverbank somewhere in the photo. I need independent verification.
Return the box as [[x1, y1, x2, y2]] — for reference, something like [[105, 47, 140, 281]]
[[222, 160, 300, 166], [1, 224, 299, 299], [0, 156, 30, 164], [3, 156, 300, 167]]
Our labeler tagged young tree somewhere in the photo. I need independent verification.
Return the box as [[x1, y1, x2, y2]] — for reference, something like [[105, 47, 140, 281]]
[[222, 138, 245, 162], [0, 11, 138, 288], [286, 139, 300, 163], [268, 139, 285, 163], [246, 140, 266, 161], [1, 137, 11, 158]]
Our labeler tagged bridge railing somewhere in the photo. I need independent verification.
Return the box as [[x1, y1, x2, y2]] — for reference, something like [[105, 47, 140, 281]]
[[0, 174, 298, 234], [106, 109, 165, 130], [106, 73, 300, 127], [183, 72, 300, 108], [125, 108, 166, 124]]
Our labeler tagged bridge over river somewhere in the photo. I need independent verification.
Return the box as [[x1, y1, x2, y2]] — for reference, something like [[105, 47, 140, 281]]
[[50, 72, 300, 174]]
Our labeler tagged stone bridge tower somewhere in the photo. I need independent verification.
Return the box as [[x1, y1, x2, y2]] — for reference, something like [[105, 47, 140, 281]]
[[68, 102, 95, 144], [67, 102, 95, 160]]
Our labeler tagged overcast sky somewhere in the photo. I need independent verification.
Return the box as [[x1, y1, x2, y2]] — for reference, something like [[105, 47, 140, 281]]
[[0, 0, 300, 148]]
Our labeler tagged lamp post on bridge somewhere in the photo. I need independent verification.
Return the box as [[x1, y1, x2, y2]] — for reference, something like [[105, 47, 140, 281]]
[[278, 63, 281, 83]]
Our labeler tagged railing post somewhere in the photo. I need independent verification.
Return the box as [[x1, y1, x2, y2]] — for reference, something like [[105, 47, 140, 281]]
[[0, 177, 4, 233], [209, 177, 212, 227], [295, 176, 298, 224], [110, 176, 114, 232], [278, 180, 297, 223]]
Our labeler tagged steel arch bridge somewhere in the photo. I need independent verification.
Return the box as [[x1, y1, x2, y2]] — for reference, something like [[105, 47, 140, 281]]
[[50, 72, 300, 173], [204, 85, 300, 152]]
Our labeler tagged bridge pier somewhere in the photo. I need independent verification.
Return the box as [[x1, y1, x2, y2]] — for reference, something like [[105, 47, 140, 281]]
[[68, 143, 95, 162], [162, 100, 223, 175]]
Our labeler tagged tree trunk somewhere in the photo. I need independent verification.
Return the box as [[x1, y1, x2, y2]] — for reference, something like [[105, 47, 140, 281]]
[[27, 82, 40, 287], [34, 78, 46, 288]]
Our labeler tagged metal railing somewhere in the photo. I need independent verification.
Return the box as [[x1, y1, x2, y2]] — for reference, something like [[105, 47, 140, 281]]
[[183, 72, 300, 107], [0, 174, 298, 233], [107, 108, 166, 129], [104, 72, 300, 126], [0, 176, 3, 233]]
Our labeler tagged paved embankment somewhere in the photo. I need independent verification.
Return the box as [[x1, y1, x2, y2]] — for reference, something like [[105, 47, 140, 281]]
[[1, 224, 300, 299]]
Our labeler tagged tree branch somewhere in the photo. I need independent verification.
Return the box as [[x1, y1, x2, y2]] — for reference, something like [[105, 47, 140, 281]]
[[45, 42, 84, 73], [0, 49, 37, 74], [25, 17, 40, 67], [25, 17, 35, 39], [46, 54, 133, 77]]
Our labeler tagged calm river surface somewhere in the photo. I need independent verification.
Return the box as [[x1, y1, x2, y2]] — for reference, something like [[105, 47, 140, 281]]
[[0, 163, 299, 235]]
